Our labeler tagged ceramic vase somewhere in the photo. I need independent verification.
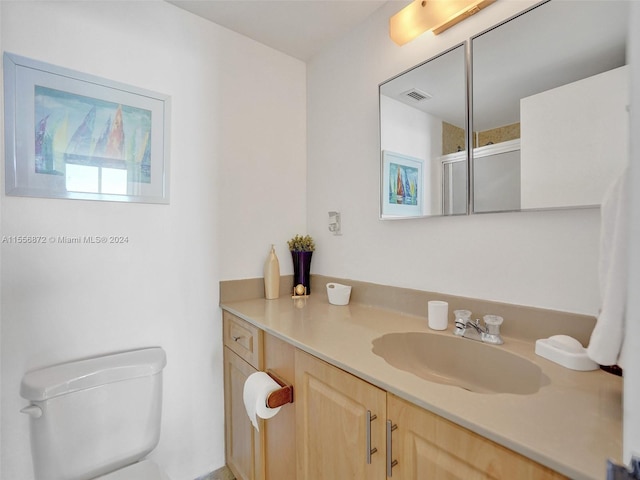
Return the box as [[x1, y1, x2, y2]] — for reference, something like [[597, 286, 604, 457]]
[[264, 245, 280, 299]]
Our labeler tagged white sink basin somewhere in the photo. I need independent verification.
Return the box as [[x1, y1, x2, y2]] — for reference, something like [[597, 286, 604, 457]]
[[372, 332, 548, 394]]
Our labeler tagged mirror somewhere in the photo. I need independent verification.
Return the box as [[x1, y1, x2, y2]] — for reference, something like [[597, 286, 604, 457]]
[[379, 44, 467, 218], [379, 0, 630, 219], [471, 0, 629, 212]]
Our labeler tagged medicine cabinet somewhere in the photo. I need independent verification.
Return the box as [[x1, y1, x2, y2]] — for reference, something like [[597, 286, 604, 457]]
[[379, 0, 629, 219]]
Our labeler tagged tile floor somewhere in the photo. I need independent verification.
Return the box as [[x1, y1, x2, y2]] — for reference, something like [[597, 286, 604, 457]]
[[195, 466, 235, 480]]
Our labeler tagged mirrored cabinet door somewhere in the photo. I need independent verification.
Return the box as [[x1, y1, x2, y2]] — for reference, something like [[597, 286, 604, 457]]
[[379, 43, 468, 219], [471, 0, 629, 213]]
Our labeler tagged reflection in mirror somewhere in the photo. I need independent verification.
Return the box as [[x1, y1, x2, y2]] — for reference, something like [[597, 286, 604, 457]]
[[471, 0, 629, 213], [379, 43, 467, 218]]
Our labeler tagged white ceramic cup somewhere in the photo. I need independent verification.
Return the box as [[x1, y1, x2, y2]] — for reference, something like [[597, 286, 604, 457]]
[[428, 300, 449, 330]]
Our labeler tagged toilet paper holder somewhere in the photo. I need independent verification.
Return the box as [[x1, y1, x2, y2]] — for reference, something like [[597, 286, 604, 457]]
[[266, 370, 294, 408]]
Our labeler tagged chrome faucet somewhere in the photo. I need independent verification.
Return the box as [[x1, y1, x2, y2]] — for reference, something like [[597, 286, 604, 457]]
[[454, 314, 504, 345]]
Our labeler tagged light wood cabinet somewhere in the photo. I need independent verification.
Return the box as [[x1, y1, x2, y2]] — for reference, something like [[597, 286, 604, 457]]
[[223, 310, 263, 368], [295, 349, 387, 480], [223, 347, 263, 480], [223, 311, 265, 480], [263, 333, 296, 480], [387, 394, 567, 480], [223, 311, 296, 480]]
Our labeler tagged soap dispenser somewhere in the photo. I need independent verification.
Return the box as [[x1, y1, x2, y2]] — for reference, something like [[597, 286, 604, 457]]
[[264, 244, 280, 300]]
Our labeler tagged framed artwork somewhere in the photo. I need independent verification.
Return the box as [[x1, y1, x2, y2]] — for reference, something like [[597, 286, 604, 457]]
[[381, 150, 424, 218], [3, 52, 170, 203]]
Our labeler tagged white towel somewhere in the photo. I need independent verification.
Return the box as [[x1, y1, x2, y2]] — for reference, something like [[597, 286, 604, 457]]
[[587, 168, 629, 367]]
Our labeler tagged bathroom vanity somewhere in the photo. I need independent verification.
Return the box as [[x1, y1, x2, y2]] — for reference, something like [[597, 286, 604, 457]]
[[220, 278, 621, 480]]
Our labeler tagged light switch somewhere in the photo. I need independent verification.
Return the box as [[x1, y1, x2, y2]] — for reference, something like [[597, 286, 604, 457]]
[[328, 211, 341, 235]]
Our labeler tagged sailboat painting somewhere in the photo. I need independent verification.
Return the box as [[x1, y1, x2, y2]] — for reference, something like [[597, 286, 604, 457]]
[[34, 86, 152, 183], [381, 151, 423, 218], [5, 52, 169, 203], [388, 161, 419, 206]]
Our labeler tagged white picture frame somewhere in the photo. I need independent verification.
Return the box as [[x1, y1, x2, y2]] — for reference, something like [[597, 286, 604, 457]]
[[3, 52, 171, 204], [381, 150, 424, 218]]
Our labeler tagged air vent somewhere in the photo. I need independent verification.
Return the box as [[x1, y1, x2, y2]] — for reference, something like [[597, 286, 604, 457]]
[[402, 88, 432, 102]]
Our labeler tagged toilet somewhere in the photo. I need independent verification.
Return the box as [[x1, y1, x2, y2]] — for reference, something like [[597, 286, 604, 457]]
[[20, 347, 172, 480]]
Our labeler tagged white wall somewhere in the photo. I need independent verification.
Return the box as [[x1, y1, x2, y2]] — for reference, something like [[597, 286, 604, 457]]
[[0, 2, 306, 479], [307, 0, 602, 315]]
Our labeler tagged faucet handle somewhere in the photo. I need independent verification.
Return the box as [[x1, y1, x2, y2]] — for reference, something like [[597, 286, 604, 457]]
[[453, 310, 472, 329], [483, 315, 503, 335]]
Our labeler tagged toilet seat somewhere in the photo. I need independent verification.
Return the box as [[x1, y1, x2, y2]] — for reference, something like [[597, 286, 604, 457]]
[[95, 460, 172, 480]]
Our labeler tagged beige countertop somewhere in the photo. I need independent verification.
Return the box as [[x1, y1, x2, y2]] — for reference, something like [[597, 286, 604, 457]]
[[220, 295, 622, 480]]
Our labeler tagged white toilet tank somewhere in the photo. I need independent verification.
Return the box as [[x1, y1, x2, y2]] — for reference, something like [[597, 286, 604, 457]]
[[20, 347, 167, 480]]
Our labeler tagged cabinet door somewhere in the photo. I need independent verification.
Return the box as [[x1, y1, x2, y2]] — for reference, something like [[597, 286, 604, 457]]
[[224, 347, 264, 480], [263, 333, 296, 480], [295, 350, 387, 480], [387, 394, 567, 480]]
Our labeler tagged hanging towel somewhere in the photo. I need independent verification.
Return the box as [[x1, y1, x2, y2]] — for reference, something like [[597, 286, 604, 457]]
[[587, 167, 629, 367]]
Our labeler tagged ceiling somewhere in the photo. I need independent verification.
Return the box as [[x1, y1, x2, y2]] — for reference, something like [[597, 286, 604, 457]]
[[168, 1, 628, 130], [167, 0, 409, 61]]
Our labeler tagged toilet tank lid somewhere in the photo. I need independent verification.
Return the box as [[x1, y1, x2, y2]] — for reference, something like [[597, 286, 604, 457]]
[[20, 347, 167, 401]]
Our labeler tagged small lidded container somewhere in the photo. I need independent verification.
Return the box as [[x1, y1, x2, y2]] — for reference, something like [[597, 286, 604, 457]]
[[326, 283, 352, 305]]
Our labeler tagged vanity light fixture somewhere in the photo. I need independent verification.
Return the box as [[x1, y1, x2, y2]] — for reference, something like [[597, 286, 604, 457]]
[[390, 0, 496, 45]]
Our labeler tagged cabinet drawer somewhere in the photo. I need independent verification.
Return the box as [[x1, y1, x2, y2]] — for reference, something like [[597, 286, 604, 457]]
[[224, 311, 263, 369]]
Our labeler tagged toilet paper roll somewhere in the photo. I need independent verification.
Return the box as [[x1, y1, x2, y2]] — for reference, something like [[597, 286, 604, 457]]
[[243, 371, 282, 431]]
